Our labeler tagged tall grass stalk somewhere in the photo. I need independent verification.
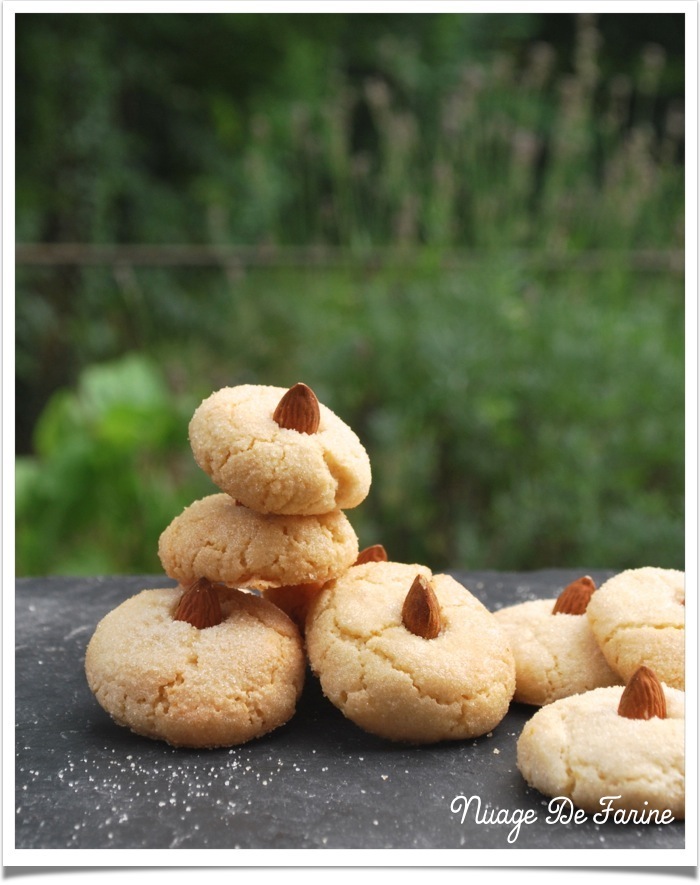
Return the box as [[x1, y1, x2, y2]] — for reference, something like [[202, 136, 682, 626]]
[[222, 15, 682, 255]]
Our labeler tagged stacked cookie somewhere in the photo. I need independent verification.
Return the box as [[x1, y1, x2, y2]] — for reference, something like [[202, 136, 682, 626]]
[[494, 568, 686, 818], [85, 382, 372, 748], [84, 583, 307, 749], [159, 382, 370, 596]]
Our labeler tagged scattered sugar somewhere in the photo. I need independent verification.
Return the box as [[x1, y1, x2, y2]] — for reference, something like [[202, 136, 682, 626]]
[[29, 746, 259, 846]]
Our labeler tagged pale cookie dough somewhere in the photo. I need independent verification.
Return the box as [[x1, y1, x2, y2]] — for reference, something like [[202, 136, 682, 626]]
[[189, 384, 371, 515], [586, 567, 685, 689], [305, 562, 516, 743], [517, 683, 685, 819], [158, 493, 359, 590], [494, 598, 620, 705], [85, 586, 306, 748]]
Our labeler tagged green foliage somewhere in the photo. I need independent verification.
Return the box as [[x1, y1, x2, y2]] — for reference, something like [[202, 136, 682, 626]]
[[14, 12, 685, 574], [15, 12, 684, 249], [15, 257, 684, 576], [16, 355, 212, 575], [282, 258, 684, 573]]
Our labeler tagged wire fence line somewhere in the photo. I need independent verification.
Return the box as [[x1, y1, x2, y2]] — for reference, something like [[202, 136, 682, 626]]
[[15, 243, 685, 274]]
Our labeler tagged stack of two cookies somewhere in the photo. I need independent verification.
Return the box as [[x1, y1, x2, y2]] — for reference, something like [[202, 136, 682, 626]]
[[85, 383, 372, 749], [159, 382, 372, 628]]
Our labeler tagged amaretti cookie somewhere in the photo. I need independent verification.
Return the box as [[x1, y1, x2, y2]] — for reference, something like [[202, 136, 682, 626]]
[[305, 561, 516, 744], [85, 582, 306, 748], [586, 567, 685, 689], [494, 576, 621, 706], [188, 383, 372, 515], [158, 493, 359, 591], [517, 667, 684, 819]]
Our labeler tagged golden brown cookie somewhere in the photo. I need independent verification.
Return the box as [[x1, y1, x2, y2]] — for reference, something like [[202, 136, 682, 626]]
[[305, 562, 516, 743], [517, 669, 684, 819], [494, 576, 621, 706], [158, 493, 359, 591], [586, 567, 685, 689], [188, 383, 371, 515], [85, 584, 306, 748]]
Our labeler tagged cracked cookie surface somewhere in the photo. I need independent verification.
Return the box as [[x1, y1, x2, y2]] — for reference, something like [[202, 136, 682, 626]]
[[305, 561, 516, 743], [188, 384, 371, 515], [158, 493, 359, 590], [586, 567, 685, 689], [516, 684, 685, 818], [85, 586, 306, 748], [494, 598, 621, 706]]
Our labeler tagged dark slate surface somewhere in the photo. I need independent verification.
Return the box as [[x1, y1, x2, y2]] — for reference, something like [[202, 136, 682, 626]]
[[15, 570, 685, 851]]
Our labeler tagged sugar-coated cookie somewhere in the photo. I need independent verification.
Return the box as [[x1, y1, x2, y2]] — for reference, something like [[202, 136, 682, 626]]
[[85, 584, 306, 748], [494, 576, 621, 705], [586, 567, 685, 689], [188, 383, 371, 515], [517, 671, 684, 819], [305, 561, 516, 744], [158, 493, 359, 591]]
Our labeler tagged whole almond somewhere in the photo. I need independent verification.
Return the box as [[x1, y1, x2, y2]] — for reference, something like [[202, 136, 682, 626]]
[[272, 382, 320, 434], [355, 544, 388, 565], [402, 574, 441, 639], [552, 575, 596, 615], [173, 578, 223, 629], [617, 666, 667, 720]]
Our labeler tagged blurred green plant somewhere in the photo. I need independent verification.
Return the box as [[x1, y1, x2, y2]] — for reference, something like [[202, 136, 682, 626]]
[[15, 12, 685, 575], [15, 254, 684, 576], [16, 355, 213, 575], [271, 257, 684, 574], [201, 14, 683, 252]]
